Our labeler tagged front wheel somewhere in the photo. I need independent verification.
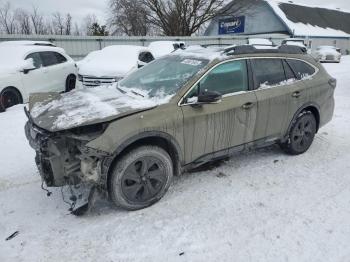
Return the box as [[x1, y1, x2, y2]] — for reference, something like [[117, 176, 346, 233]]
[[281, 111, 317, 155], [65, 75, 76, 92], [108, 146, 173, 211]]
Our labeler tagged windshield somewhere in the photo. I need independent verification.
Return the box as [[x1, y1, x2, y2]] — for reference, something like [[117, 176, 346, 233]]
[[119, 55, 209, 97]]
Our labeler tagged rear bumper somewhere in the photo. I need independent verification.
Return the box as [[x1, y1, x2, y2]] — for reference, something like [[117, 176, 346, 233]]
[[318, 55, 341, 63], [319, 59, 340, 63], [319, 89, 335, 129]]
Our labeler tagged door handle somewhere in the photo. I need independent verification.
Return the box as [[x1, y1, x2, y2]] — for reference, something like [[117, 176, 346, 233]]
[[292, 91, 301, 98], [242, 102, 254, 110]]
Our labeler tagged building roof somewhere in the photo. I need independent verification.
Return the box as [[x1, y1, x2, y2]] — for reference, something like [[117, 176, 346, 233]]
[[267, 1, 350, 37]]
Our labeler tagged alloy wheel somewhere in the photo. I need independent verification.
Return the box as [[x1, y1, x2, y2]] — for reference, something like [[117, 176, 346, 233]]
[[121, 156, 166, 203]]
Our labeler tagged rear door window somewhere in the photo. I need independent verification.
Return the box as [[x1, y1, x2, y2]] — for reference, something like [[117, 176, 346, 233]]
[[40, 52, 59, 67], [251, 58, 286, 88], [199, 60, 248, 95], [286, 59, 316, 80]]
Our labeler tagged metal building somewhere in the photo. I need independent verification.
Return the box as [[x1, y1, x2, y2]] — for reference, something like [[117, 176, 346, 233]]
[[205, 0, 350, 52]]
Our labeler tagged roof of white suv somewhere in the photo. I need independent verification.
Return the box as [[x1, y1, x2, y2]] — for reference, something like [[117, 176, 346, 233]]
[[0, 41, 56, 47]]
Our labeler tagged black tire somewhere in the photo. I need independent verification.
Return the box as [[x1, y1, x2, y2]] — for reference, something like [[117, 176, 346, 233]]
[[65, 74, 76, 92], [281, 111, 317, 155], [0, 87, 22, 112], [108, 146, 173, 211]]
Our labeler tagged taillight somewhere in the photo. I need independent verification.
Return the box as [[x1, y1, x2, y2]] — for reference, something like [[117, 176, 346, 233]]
[[328, 78, 337, 89]]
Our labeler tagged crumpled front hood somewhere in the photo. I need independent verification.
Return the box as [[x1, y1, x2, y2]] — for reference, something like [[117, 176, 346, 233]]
[[29, 85, 170, 132]]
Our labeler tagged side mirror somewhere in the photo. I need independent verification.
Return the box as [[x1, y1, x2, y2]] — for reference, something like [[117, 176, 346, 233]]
[[198, 90, 222, 103], [21, 59, 37, 74], [137, 61, 146, 68], [22, 68, 36, 74]]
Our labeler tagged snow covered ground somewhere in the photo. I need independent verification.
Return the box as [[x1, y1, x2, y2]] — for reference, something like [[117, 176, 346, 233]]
[[1, 57, 350, 262]]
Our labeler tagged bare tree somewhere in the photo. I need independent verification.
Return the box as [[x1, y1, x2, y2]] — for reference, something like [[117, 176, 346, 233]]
[[73, 22, 81, 35], [82, 14, 98, 36], [0, 1, 17, 34], [142, 0, 257, 36], [30, 6, 45, 34], [15, 8, 31, 34], [65, 13, 72, 35], [51, 12, 65, 35], [109, 0, 150, 36], [0, 2, 98, 36]]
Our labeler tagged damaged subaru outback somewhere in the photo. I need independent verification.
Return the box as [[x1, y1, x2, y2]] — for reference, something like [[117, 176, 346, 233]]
[[25, 45, 335, 214]]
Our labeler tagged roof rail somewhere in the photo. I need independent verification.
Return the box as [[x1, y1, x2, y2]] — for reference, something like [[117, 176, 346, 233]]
[[201, 43, 234, 48], [223, 45, 306, 55]]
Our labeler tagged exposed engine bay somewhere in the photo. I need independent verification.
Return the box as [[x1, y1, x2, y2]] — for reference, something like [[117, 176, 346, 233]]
[[24, 108, 113, 215]]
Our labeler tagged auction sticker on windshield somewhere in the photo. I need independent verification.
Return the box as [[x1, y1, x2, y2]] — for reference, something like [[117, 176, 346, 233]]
[[181, 59, 203, 66]]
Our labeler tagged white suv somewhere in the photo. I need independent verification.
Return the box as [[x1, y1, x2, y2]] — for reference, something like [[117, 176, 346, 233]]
[[0, 44, 77, 112], [77, 45, 154, 88]]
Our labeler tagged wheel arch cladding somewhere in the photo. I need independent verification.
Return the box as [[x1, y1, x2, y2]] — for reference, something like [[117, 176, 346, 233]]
[[66, 74, 76, 86], [288, 103, 320, 136], [109, 132, 183, 178], [303, 106, 320, 131], [67, 74, 76, 80]]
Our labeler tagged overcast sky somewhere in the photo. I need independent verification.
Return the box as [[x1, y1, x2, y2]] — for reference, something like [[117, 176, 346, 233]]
[[8, 0, 350, 25]]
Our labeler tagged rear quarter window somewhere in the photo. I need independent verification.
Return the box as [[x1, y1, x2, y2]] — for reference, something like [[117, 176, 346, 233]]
[[286, 59, 316, 80], [282, 60, 296, 80], [54, 52, 67, 63]]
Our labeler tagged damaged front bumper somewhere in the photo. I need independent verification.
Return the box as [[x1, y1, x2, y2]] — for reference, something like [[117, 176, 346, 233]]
[[24, 108, 113, 213]]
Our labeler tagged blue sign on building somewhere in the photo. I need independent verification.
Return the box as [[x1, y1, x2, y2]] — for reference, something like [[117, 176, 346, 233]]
[[218, 16, 246, 35]]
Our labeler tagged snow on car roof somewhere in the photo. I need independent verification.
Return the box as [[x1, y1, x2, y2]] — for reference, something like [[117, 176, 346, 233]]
[[171, 45, 222, 61], [148, 41, 184, 58], [102, 45, 150, 53], [283, 41, 306, 47], [248, 38, 273, 46], [268, 1, 350, 37], [0, 40, 56, 47], [78, 45, 152, 78], [283, 38, 305, 42], [317, 46, 337, 49]]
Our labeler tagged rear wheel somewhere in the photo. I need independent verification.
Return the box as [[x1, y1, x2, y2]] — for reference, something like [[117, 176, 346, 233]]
[[0, 87, 22, 112], [65, 74, 76, 92], [108, 146, 173, 211], [281, 111, 317, 155]]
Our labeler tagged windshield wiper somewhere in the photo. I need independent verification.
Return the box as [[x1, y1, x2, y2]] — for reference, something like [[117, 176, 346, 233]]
[[116, 86, 127, 94], [117, 83, 145, 98], [131, 90, 145, 98]]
